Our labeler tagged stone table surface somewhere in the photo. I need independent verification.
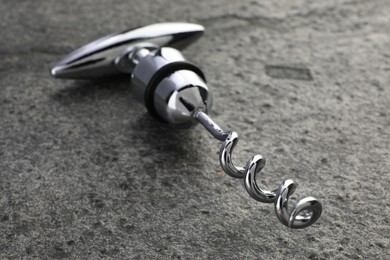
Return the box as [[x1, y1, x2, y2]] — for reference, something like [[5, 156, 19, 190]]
[[0, 0, 389, 259]]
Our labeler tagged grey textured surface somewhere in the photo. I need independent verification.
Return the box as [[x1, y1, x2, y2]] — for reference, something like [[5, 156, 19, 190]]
[[1, 0, 389, 259]]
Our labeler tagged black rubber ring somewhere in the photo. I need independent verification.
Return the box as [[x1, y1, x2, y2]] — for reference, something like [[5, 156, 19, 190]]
[[144, 61, 206, 122]]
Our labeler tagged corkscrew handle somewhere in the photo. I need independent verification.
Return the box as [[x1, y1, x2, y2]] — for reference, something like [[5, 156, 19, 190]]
[[52, 23, 210, 125], [51, 23, 204, 79]]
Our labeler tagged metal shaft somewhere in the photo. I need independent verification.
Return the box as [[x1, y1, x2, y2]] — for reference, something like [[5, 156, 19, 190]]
[[194, 111, 229, 141]]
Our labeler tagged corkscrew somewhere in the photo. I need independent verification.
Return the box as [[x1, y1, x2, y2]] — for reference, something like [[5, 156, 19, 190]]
[[51, 23, 322, 229]]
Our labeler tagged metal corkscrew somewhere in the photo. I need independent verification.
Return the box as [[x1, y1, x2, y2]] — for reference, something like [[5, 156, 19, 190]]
[[51, 23, 322, 229]]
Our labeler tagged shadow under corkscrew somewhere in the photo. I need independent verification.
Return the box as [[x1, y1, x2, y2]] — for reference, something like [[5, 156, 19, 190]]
[[195, 111, 323, 229]]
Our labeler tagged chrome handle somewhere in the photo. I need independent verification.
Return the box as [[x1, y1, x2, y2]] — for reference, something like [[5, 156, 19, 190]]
[[51, 23, 204, 79]]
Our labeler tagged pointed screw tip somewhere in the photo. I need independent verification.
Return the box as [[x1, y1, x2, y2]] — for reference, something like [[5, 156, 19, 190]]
[[50, 67, 58, 77]]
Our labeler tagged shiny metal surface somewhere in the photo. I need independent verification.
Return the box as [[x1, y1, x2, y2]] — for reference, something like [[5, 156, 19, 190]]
[[154, 70, 211, 124], [51, 22, 322, 229], [194, 111, 228, 141], [275, 180, 323, 229], [51, 23, 204, 79], [244, 154, 276, 203], [131, 47, 186, 103], [195, 114, 323, 229], [131, 47, 211, 125], [219, 131, 245, 178]]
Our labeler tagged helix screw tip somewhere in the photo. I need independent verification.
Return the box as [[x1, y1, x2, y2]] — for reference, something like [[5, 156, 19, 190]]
[[287, 196, 323, 229], [196, 111, 322, 229]]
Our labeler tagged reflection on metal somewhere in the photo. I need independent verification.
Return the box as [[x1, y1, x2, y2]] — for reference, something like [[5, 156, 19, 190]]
[[51, 23, 322, 229]]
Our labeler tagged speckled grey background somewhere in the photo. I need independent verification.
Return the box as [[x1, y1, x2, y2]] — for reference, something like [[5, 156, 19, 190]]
[[1, 0, 389, 259]]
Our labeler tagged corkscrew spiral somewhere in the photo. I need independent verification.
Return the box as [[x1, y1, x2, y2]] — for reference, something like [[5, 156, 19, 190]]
[[195, 111, 322, 229], [50, 21, 322, 229]]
